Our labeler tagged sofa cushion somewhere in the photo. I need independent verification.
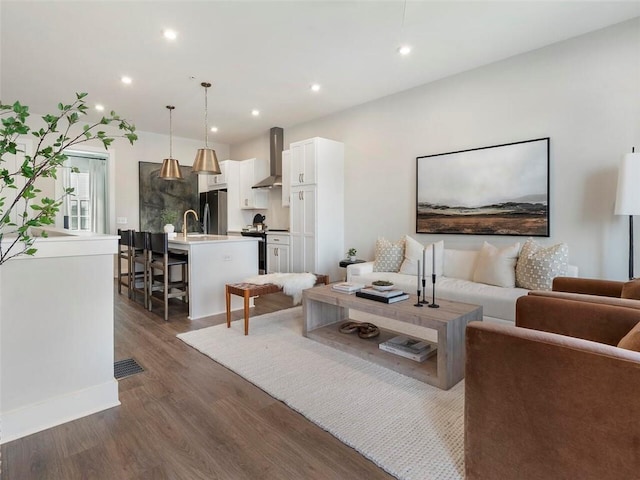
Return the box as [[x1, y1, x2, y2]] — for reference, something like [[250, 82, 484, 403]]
[[473, 241, 520, 288], [399, 236, 444, 276], [516, 238, 569, 290], [621, 279, 640, 300], [373, 237, 405, 272], [617, 321, 640, 352], [444, 249, 478, 281]]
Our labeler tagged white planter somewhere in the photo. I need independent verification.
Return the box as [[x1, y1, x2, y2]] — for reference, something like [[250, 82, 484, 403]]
[[163, 224, 175, 233], [349, 255, 357, 262]]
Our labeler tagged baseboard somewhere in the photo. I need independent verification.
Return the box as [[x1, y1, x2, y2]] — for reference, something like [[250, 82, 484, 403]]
[[0, 379, 120, 444]]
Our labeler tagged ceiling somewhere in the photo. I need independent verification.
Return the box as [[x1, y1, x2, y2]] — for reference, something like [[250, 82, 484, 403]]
[[1, 1, 639, 145]]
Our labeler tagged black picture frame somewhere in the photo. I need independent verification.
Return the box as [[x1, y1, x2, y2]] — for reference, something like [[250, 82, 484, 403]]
[[138, 161, 199, 233], [416, 138, 550, 236]]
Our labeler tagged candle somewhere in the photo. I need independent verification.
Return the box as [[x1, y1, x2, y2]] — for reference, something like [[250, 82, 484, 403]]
[[422, 247, 426, 279], [417, 259, 421, 290], [432, 244, 436, 277]]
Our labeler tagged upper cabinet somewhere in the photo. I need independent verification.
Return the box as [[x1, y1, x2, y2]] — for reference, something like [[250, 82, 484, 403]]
[[239, 158, 268, 209], [289, 138, 317, 186], [207, 160, 230, 189], [282, 149, 291, 207]]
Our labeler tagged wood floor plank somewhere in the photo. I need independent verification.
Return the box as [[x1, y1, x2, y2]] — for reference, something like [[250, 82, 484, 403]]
[[1, 285, 394, 479]]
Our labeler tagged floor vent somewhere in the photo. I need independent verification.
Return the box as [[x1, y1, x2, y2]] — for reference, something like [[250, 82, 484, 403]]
[[114, 358, 144, 380]]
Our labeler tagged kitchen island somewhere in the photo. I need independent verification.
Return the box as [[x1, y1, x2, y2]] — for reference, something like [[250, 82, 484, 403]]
[[168, 234, 259, 319]]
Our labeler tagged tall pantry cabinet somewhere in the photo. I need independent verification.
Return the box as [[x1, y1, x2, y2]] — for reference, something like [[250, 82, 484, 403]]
[[289, 137, 344, 282]]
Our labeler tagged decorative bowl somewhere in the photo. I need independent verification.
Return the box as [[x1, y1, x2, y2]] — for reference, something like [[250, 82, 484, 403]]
[[372, 284, 394, 291], [371, 281, 394, 291]]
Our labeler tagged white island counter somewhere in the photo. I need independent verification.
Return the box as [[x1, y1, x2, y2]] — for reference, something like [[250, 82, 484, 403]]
[[168, 234, 259, 319]]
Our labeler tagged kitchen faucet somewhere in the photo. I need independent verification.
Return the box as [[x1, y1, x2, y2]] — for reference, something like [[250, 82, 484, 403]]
[[183, 209, 199, 239]]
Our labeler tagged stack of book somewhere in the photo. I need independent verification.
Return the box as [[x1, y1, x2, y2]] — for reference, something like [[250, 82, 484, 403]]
[[331, 282, 365, 294], [378, 335, 437, 362], [355, 287, 409, 303]]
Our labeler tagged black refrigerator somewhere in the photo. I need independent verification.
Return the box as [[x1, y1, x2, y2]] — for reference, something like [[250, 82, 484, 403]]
[[199, 190, 228, 235]]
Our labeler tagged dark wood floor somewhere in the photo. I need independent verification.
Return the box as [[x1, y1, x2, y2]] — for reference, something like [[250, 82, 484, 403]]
[[1, 285, 394, 480]]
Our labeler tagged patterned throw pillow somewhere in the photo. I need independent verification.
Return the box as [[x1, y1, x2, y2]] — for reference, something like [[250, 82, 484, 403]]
[[373, 237, 405, 272], [516, 239, 569, 290]]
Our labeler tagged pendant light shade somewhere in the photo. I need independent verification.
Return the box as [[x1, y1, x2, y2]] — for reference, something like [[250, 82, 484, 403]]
[[160, 105, 183, 180], [193, 148, 220, 174], [193, 82, 221, 175], [159, 157, 182, 179]]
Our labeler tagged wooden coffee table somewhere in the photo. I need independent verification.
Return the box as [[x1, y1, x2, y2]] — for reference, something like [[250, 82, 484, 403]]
[[302, 284, 482, 390]]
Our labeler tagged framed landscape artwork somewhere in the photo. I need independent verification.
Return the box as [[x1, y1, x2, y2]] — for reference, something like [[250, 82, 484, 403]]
[[138, 161, 199, 233], [416, 138, 550, 236]]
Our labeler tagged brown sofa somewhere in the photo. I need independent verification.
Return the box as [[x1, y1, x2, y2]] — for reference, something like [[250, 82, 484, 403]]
[[464, 281, 640, 479]]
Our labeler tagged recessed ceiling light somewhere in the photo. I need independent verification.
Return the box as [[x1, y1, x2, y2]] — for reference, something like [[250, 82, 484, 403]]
[[163, 29, 177, 40], [210, 126, 218, 133], [398, 45, 412, 56], [121, 76, 132, 85], [251, 109, 260, 117], [310, 83, 321, 92], [95, 104, 105, 112]]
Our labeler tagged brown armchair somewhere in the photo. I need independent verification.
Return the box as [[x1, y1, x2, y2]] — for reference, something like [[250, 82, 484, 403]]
[[552, 275, 640, 299], [464, 291, 640, 479]]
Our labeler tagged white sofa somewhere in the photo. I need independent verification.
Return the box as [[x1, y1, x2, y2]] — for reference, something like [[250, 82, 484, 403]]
[[347, 242, 578, 324]]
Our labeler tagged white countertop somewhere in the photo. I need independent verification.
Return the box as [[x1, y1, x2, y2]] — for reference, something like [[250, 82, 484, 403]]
[[168, 234, 258, 245]]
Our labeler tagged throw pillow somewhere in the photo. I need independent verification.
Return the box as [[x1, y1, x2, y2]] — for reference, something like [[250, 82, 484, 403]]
[[515, 238, 569, 290], [399, 236, 444, 276], [444, 249, 479, 281], [373, 237, 405, 272], [472, 241, 521, 288], [617, 321, 640, 352], [621, 279, 640, 300]]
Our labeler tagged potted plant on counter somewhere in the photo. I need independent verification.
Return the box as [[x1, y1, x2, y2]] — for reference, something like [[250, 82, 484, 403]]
[[160, 209, 178, 234], [347, 247, 357, 261]]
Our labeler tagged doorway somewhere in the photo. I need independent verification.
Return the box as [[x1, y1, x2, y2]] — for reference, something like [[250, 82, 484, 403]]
[[57, 152, 109, 234]]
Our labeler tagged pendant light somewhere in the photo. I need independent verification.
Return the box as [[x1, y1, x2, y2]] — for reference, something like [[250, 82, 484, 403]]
[[159, 105, 183, 180], [193, 82, 221, 175]]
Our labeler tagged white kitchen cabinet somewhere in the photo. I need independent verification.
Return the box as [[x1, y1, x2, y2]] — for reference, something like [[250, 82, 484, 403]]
[[289, 138, 317, 186], [267, 234, 290, 273], [207, 159, 229, 188], [239, 158, 268, 209], [289, 137, 344, 282], [224, 161, 246, 232], [282, 149, 290, 207]]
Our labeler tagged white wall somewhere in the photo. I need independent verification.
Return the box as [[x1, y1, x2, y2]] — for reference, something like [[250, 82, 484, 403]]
[[231, 18, 640, 280], [110, 131, 230, 232]]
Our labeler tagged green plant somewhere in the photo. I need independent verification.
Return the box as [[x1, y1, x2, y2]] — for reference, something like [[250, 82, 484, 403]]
[[160, 209, 178, 225], [0, 93, 137, 265], [347, 247, 357, 257]]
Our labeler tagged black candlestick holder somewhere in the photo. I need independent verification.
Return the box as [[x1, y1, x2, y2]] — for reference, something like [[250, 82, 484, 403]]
[[421, 278, 429, 304], [414, 288, 423, 307], [428, 273, 440, 308]]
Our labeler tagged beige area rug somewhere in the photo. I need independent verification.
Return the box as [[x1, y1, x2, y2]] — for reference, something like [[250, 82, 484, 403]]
[[177, 307, 464, 480]]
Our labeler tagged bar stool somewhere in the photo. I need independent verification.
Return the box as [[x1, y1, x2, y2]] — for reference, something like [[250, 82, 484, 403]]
[[131, 231, 150, 308], [117, 229, 134, 297], [148, 232, 188, 321]]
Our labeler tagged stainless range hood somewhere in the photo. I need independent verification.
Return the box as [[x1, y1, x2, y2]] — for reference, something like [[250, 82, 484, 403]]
[[252, 127, 283, 189]]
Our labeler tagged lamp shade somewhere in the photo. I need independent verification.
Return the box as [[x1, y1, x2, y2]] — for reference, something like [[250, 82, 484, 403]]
[[614, 152, 640, 215], [160, 158, 183, 180], [193, 148, 221, 175]]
